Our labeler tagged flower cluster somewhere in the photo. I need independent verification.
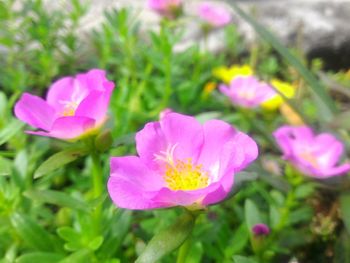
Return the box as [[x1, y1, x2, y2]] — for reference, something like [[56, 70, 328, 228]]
[[216, 64, 296, 110], [14, 66, 349, 214]]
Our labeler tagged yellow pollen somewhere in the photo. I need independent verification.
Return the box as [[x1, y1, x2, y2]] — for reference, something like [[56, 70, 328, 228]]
[[299, 152, 319, 168], [62, 102, 78, 117], [164, 158, 209, 191]]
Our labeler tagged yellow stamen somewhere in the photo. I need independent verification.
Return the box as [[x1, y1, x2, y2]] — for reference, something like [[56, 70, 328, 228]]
[[155, 144, 209, 191], [61, 101, 78, 117], [299, 151, 319, 168], [164, 158, 209, 191]]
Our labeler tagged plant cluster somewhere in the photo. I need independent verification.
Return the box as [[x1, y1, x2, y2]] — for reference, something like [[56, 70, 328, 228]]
[[1, 0, 350, 262]]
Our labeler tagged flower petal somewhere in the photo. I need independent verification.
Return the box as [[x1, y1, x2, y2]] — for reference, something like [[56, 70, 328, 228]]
[[75, 69, 111, 92], [321, 163, 350, 178], [273, 125, 314, 158], [108, 156, 168, 210], [198, 119, 237, 176], [48, 116, 95, 139], [154, 182, 222, 207], [75, 84, 114, 125], [46, 76, 83, 113], [14, 93, 55, 130], [110, 156, 164, 190], [160, 112, 204, 161], [136, 122, 167, 170], [313, 133, 344, 168]]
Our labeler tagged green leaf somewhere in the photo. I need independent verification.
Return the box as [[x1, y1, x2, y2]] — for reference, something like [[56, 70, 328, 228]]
[[24, 189, 90, 212], [135, 212, 196, 263], [244, 199, 262, 233], [186, 242, 203, 263], [0, 91, 7, 118], [0, 119, 25, 146], [294, 183, 316, 199], [11, 213, 60, 252], [88, 236, 104, 251], [334, 231, 350, 263], [0, 156, 12, 176], [228, 1, 337, 122], [340, 193, 350, 234], [98, 210, 132, 258], [57, 226, 80, 243], [16, 253, 64, 263], [34, 147, 89, 179], [224, 223, 249, 258], [226, 172, 258, 200], [233, 255, 258, 263], [59, 249, 91, 263]]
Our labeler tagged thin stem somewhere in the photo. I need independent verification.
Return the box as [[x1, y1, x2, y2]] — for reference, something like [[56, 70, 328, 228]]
[[90, 148, 104, 235], [91, 151, 103, 199], [176, 236, 192, 263]]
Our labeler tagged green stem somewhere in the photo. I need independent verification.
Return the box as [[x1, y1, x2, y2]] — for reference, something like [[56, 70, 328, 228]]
[[176, 236, 192, 263], [91, 150, 103, 235], [238, 108, 277, 148], [275, 190, 295, 231], [91, 151, 103, 199]]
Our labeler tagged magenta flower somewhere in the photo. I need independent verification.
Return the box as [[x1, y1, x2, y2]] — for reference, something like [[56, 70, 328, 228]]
[[252, 223, 270, 236], [108, 112, 258, 210], [197, 2, 232, 27], [219, 76, 276, 108], [273, 125, 350, 178], [14, 69, 115, 140], [148, 0, 182, 18]]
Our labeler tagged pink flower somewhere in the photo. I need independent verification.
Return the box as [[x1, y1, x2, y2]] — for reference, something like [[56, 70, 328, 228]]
[[159, 108, 173, 119], [14, 69, 115, 140], [148, 0, 182, 18], [252, 223, 270, 236], [108, 112, 258, 210], [197, 2, 231, 27], [219, 76, 276, 108], [273, 125, 350, 178]]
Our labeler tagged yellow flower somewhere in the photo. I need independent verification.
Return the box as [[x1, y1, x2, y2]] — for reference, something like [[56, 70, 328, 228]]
[[213, 64, 253, 83], [261, 79, 295, 110], [203, 81, 217, 94], [280, 103, 304, 125], [202, 81, 217, 99]]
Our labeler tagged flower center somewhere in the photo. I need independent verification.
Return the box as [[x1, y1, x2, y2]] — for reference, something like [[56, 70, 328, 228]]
[[164, 158, 209, 191], [299, 151, 319, 168], [238, 90, 255, 100], [154, 144, 209, 191], [60, 101, 78, 117]]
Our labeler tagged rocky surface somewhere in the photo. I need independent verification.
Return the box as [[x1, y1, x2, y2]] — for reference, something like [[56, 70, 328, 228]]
[[40, 0, 350, 69]]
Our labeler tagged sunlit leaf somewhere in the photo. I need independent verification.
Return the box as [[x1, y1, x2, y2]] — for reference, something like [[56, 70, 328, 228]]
[[244, 199, 262, 233], [11, 213, 61, 252], [135, 212, 196, 263], [24, 189, 90, 212], [34, 147, 89, 179], [16, 252, 64, 263], [0, 119, 25, 146], [340, 193, 350, 234]]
